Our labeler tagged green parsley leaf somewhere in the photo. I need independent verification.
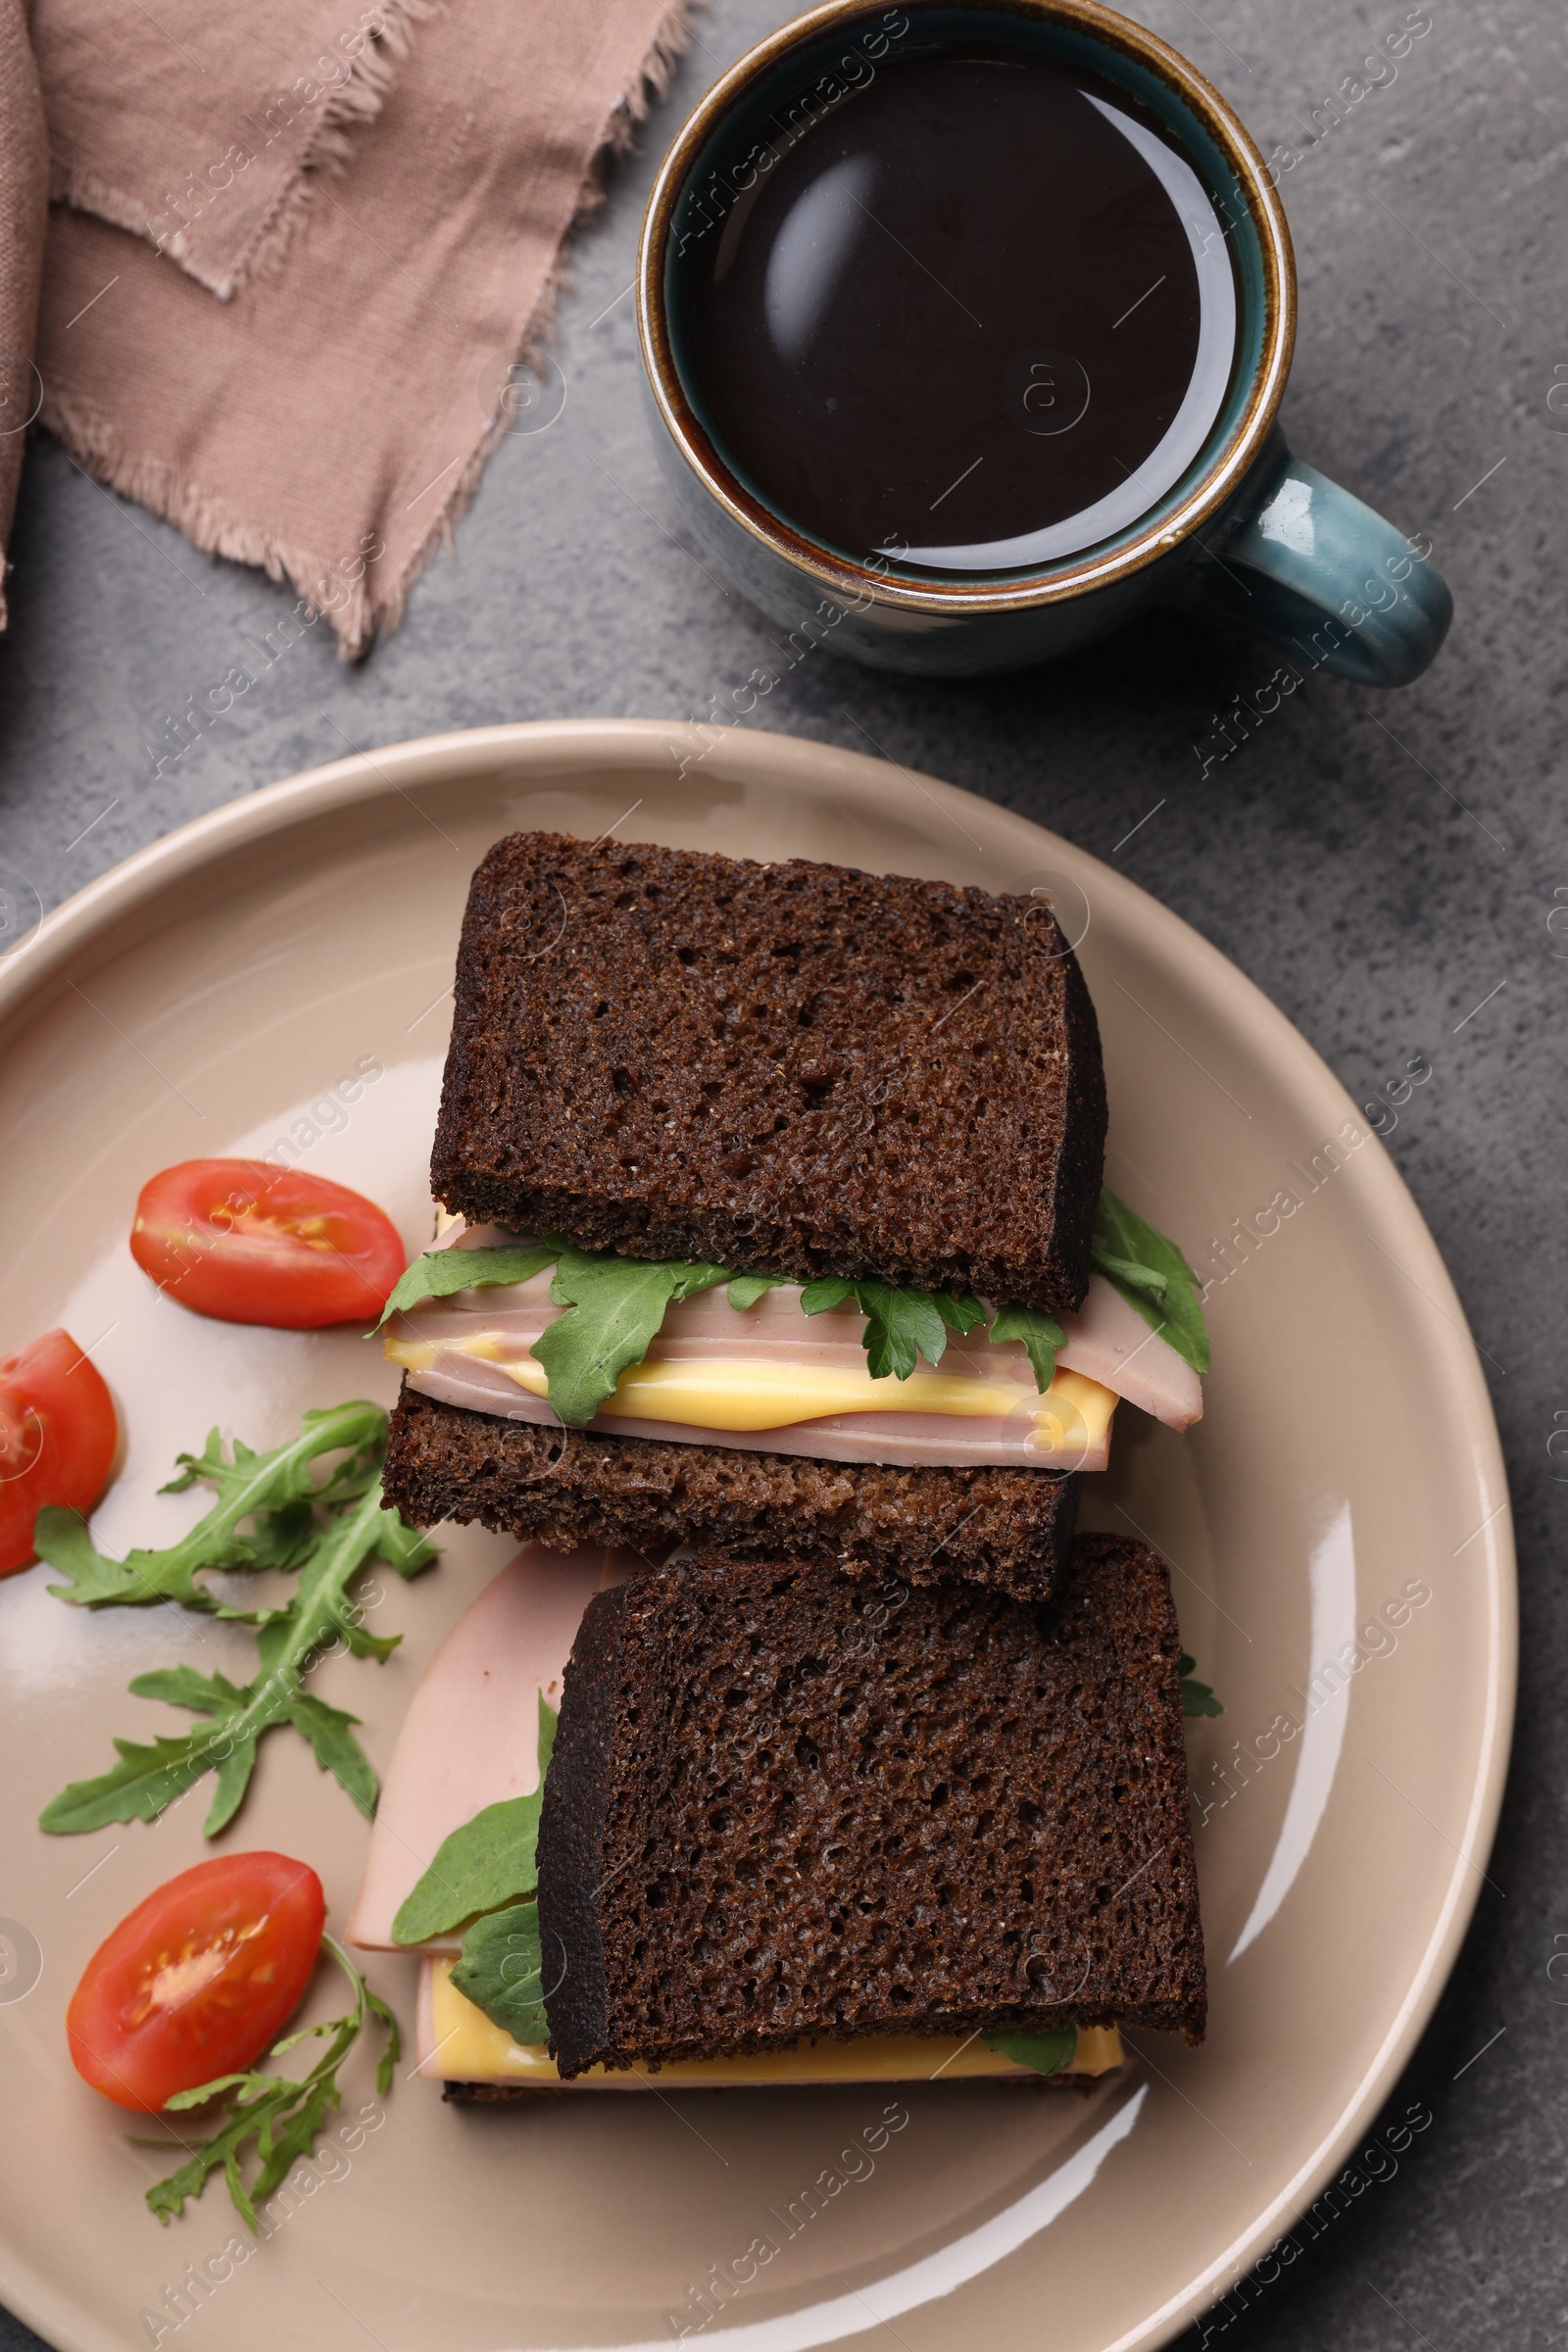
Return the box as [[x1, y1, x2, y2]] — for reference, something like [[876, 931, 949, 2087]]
[[982, 2028, 1079, 2077], [450, 1901, 551, 2044], [801, 1275, 959, 1381], [530, 1241, 730, 1425], [143, 1934, 397, 2230], [987, 1303, 1066, 1393], [39, 1413, 438, 1838], [934, 1293, 988, 1336], [1179, 1652, 1223, 1718], [798, 1275, 859, 1314], [34, 1401, 387, 1613], [1092, 1188, 1210, 1374], [858, 1281, 950, 1381], [726, 1272, 793, 1310], [371, 1242, 561, 1333], [392, 1692, 559, 1943]]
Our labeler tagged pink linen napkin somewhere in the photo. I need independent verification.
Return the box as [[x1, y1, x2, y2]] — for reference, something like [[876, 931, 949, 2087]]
[[0, 0, 48, 629], [8, 0, 695, 651], [33, 0, 431, 301]]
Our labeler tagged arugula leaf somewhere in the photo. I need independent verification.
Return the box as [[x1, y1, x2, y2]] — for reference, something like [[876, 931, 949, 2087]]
[[34, 1401, 387, 1613], [121, 1664, 252, 1716], [143, 1935, 397, 2230], [1091, 1251, 1167, 1303], [372, 1242, 561, 1333], [1092, 1189, 1210, 1374], [983, 2028, 1079, 2077], [427, 1693, 562, 2038], [38, 1726, 258, 1838], [288, 1692, 379, 1819], [380, 1234, 776, 1420], [39, 1432, 437, 1838], [450, 1900, 551, 2044], [380, 1223, 1071, 1411], [372, 1511, 442, 1583], [1179, 1652, 1223, 1718], [393, 1797, 538, 1945], [987, 1303, 1066, 1393], [530, 1242, 730, 1425], [392, 1692, 560, 1944], [726, 1272, 793, 1310]]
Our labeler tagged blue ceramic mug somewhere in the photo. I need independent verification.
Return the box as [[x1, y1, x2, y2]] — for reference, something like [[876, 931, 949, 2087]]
[[637, 0, 1451, 685]]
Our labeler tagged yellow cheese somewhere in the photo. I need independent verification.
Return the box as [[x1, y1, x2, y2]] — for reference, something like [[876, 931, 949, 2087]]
[[423, 1960, 1124, 2086], [383, 1330, 1117, 1447]]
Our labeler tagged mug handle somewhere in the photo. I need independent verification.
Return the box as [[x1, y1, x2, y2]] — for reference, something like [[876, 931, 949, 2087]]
[[1180, 433, 1453, 688]]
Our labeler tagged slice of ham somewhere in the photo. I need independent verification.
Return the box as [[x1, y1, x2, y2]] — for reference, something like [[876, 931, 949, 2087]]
[[1056, 1274, 1203, 1431], [398, 1360, 1112, 1471], [347, 1544, 637, 1953], [385, 1225, 1200, 1469]]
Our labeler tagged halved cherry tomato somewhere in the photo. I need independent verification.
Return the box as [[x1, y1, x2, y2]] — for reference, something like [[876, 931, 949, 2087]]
[[67, 1852, 326, 2112], [0, 1329, 119, 1578], [129, 1158, 406, 1328]]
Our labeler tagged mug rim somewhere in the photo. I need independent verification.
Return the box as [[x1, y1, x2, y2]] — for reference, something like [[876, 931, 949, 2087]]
[[636, 0, 1298, 615]]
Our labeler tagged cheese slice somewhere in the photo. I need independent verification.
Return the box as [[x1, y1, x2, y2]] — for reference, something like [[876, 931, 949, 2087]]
[[419, 1957, 1126, 2087], [385, 1331, 1117, 1449]]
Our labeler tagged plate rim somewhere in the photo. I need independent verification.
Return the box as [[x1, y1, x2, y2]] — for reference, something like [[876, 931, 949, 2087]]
[[0, 718, 1517, 2352]]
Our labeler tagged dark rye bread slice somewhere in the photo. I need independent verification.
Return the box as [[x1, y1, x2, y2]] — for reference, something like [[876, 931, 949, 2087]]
[[536, 1536, 1205, 2077], [382, 1383, 1077, 1599], [430, 831, 1105, 1313]]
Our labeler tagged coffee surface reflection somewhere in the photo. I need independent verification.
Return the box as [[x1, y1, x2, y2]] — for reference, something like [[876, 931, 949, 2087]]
[[685, 45, 1239, 572]]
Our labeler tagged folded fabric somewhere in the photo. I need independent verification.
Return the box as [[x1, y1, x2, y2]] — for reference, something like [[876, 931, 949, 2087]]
[[0, 0, 47, 629], [34, 0, 429, 302], [31, 0, 694, 654]]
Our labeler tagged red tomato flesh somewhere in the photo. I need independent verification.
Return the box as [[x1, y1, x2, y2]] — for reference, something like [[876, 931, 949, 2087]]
[[130, 1158, 406, 1328], [67, 1853, 325, 2112], [0, 1329, 119, 1578]]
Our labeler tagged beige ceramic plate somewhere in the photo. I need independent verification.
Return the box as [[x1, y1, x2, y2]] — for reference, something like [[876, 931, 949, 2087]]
[[0, 722, 1513, 2352]]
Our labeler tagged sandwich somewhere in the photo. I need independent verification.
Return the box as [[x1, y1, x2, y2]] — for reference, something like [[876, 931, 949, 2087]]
[[346, 1532, 1204, 2091], [540, 1535, 1205, 2077], [379, 831, 1206, 1599]]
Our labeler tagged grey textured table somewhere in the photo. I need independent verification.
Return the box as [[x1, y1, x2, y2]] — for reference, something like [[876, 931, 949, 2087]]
[[2, 1, 1563, 2345]]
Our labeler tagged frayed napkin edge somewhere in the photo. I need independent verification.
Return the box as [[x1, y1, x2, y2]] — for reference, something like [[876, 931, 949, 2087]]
[[38, 0, 702, 659], [48, 0, 436, 304]]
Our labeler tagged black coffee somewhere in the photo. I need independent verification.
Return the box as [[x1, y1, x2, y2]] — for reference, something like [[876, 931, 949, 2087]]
[[683, 43, 1237, 571]]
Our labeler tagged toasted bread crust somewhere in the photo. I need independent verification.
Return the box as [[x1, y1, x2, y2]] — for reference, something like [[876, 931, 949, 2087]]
[[431, 833, 1106, 1312], [536, 1538, 1206, 2075], [531, 1584, 620, 2085], [382, 1383, 1077, 1599]]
